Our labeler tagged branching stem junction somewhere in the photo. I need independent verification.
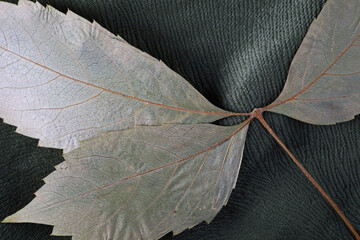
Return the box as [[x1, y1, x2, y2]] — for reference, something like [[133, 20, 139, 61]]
[[244, 109, 360, 240]]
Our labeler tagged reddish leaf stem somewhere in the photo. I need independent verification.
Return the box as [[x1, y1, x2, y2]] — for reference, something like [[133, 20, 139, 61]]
[[256, 113, 360, 240]]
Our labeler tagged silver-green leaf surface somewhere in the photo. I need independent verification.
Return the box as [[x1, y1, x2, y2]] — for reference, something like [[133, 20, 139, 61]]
[[4, 122, 249, 240], [0, 0, 231, 152], [268, 0, 360, 125]]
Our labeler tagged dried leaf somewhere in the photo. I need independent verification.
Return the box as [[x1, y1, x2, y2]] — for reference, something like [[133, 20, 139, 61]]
[[0, 0, 232, 152], [268, 0, 360, 125], [3, 123, 249, 239], [1, 0, 360, 239]]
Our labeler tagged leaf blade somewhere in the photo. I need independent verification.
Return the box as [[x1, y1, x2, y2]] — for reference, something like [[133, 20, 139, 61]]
[[0, 0, 233, 152], [3, 121, 249, 239], [268, 0, 360, 125]]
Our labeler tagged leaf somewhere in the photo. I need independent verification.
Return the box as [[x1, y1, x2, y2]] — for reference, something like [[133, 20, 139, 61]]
[[0, 0, 234, 152], [3, 122, 249, 239], [268, 0, 360, 125], [1, 0, 360, 240]]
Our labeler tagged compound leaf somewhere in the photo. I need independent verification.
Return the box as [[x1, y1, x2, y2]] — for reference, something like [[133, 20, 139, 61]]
[[2, 0, 360, 239], [0, 0, 231, 152], [4, 122, 249, 240], [268, 0, 360, 125]]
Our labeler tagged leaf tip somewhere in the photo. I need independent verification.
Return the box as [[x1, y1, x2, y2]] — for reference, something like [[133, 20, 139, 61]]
[[1, 215, 17, 223]]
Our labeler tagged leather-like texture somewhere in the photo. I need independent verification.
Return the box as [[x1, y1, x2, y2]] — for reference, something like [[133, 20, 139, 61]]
[[1, 0, 359, 239]]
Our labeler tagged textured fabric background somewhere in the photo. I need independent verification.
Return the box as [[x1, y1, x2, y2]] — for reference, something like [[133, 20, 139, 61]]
[[1, 0, 359, 239]]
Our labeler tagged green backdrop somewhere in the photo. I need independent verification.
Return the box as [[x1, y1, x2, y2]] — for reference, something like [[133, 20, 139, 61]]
[[1, 0, 359, 239]]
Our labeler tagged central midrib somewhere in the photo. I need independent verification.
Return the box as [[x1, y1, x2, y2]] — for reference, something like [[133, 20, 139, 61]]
[[0, 45, 246, 116]]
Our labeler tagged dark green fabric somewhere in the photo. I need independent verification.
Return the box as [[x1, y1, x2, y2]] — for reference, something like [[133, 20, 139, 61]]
[[1, 0, 359, 239]]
